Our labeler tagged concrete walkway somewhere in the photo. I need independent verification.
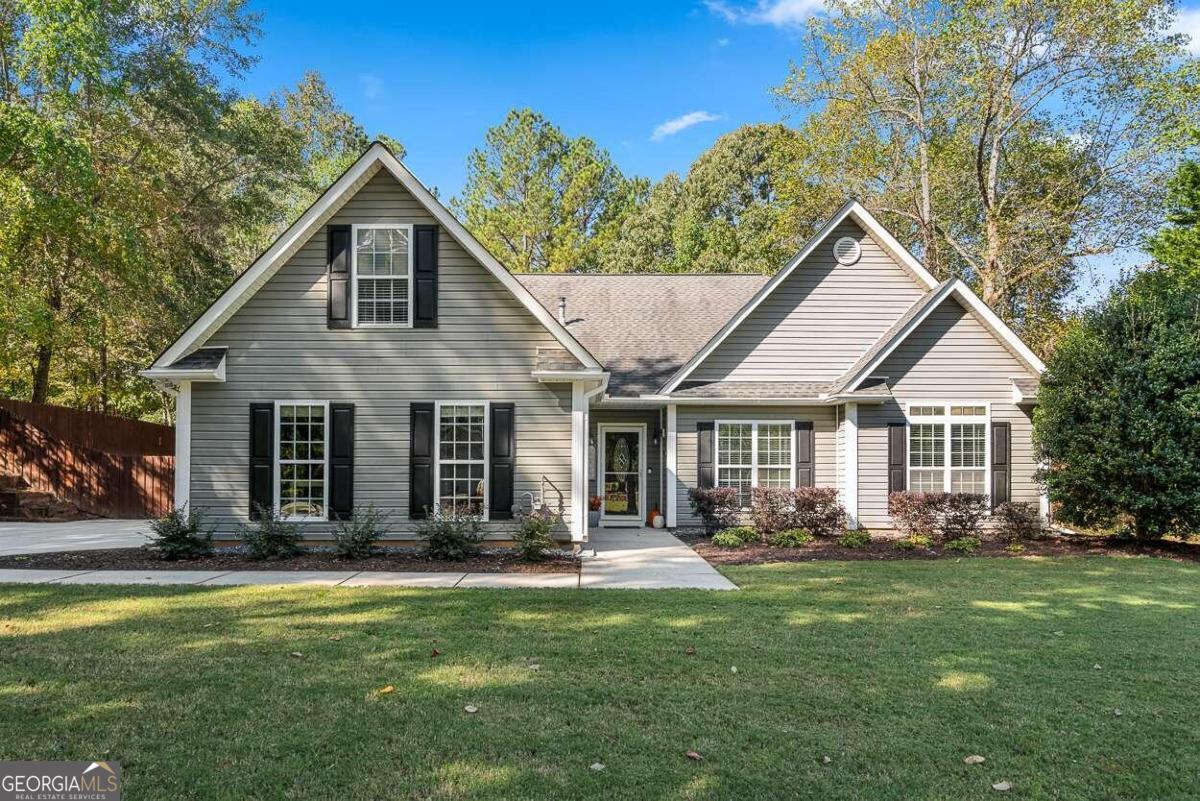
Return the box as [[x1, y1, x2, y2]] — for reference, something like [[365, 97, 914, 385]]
[[582, 527, 737, 590], [0, 526, 736, 590], [0, 519, 148, 555]]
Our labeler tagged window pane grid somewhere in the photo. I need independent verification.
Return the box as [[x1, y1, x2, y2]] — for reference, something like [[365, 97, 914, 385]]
[[438, 404, 486, 516], [717, 421, 793, 506], [355, 226, 410, 325], [907, 408, 989, 496], [278, 403, 325, 519]]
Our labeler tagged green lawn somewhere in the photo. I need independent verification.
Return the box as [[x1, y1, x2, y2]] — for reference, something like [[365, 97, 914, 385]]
[[2, 558, 1198, 800]]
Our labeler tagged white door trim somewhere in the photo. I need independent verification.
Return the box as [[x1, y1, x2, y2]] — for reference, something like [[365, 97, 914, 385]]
[[597, 423, 647, 527]]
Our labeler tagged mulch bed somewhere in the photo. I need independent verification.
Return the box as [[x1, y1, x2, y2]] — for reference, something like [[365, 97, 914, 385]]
[[678, 529, 1200, 565], [0, 547, 579, 574]]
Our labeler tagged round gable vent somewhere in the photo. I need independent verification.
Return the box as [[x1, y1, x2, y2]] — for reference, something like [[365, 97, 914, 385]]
[[833, 236, 862, 265]]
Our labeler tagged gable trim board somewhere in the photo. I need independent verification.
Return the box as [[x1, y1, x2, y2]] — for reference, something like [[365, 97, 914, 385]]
[[148, 142, 602, 376], [835, 279, 1045, 394], [658, 201, 941, 395]]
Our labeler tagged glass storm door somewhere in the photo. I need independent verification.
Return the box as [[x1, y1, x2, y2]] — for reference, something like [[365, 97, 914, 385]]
[[600, 427, 642, 524]]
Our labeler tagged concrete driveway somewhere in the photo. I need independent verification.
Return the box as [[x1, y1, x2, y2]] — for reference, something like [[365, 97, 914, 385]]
[[0, 519, 149, 555]]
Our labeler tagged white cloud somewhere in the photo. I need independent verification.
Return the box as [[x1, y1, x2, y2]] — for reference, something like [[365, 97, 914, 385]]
[[705, 0, 824, 28], [716, 37, 730, 47], [651, 111, 723, 141], [1174, 7, 1200, 55], [359, 73, 384, 102]]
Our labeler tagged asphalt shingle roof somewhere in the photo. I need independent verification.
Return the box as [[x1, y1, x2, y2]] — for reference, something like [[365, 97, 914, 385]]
[[167, 347, 227, 371], [517, 274, 769, 396]]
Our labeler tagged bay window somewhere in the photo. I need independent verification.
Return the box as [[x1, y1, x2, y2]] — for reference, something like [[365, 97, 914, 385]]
[[716, 421, 794, 507], [907, 404, 988, 496]]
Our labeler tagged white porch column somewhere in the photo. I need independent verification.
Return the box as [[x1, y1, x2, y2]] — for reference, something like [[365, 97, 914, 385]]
[[665, 404, 678, 528], [842, 402, 859, 529], [174, 380, 192, 512], [570, 381, 588, 542]]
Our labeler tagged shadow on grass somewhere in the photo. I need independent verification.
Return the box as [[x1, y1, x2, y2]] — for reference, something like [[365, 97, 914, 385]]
[[0, 556, 1197, 799]]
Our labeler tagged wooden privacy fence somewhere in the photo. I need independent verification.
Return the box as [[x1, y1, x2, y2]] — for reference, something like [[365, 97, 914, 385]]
[[0, 400, 174, 518]]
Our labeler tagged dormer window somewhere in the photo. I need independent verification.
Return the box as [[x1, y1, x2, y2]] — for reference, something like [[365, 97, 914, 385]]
[[352, 224, 412, 327]]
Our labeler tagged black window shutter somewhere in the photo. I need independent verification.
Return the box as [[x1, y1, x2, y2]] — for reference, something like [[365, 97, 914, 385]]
[[991, 421, 1011, 508], [410, 402, 435, 519], [327, 224, 351, 329], [795, 420, 815, 488], [697, 422, 715, 489], [489, 403, 515, 520], [329, 403, 355, 520], [413, 224, 438, 328], [249, 403, 274, 519], [887, 422, 907, 493]]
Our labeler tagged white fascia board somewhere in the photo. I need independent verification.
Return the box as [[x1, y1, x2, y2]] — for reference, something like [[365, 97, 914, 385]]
[[658, 201, 939, 394], [843, 279, 1045, 392], [532, 369, 607, 382], [153, 143, 602, 372]]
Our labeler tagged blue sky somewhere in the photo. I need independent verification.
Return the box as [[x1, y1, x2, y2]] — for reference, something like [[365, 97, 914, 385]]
[[241, 0, 1200, 302]]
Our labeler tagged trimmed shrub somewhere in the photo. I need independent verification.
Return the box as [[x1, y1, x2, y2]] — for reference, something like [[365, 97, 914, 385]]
[[688, 487, 740, 533], [941, 494, 988, 540], [944, 535, 982, 553], [711, 530, 744, 548], [792, 487, 846, 538], [768, 528, 813, 548], [146, 506, 213, 560], [750, 487, 794, 535], [994, 501, 1044, 542], [332, 504, 390, 558], [242, 505, 302, 559], [838, 528, 871, 549], [888, 492, 943, 537], [514, 507, 561, 561], [718, 525, 759, 544], [893, 533, 934, 551], [418, 507, 484, 561]]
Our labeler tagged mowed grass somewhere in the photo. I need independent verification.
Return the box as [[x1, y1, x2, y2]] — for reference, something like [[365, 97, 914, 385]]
[[1, 558, 1198, 800]]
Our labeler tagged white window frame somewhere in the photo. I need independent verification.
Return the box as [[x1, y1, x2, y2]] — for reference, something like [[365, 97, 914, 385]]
[[350, 223, 414, 328], [274, 400, 330, 523], [714, 420, 796, 507], [433, 400, 490, 520], [905, 402, 990, 500]]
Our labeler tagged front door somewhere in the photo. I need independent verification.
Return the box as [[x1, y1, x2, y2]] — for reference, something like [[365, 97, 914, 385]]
[[598, 425, 645, 526]]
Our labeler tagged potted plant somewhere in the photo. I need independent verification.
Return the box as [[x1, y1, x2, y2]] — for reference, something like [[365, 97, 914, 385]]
[[588, 496, 602, 527]]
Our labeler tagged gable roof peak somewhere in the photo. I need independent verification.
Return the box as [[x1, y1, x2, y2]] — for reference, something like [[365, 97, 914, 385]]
[[151, 143, 601, 371]]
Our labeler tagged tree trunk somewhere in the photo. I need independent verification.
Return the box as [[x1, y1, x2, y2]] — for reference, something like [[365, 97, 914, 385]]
[[30, 345, 52, 404]]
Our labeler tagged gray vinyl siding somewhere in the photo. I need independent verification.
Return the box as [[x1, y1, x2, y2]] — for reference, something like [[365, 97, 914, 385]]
[[673, 406, 837, 527], [856, 297, 1039, 528], [689, 221, 927, 383], [190, 171, 575, 538], [589, 408, 664, 518]]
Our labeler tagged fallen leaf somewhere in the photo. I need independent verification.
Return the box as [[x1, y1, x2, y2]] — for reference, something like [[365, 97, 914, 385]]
[[685, 750, 704, 761], [528, 663, 541, 671], [685, 646, 696, 656], [1093, 664, 1102, 670], [202, 623, 215, 628], [964, 755, 986, 765], [464, 704, 478, 714], [992, 781, 1012, 792], [730, 666, 738, 674], [590, 763, 606, 771], [289, 652, 303, 659], [376, 685, 395, 695], [431, 648, 442, 658], [1113, 709, 1123, 717], [1052, 630, 1065, 637], [329, 635, 344, 642], [821, 756, 832, 765]]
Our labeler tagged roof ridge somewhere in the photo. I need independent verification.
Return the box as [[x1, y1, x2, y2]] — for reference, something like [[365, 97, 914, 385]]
[[512, 272, 771, 278]]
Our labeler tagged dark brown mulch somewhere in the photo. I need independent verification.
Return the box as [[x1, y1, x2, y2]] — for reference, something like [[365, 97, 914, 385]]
[[679, 530, 1200, 565], [0, 547, 579, 574]]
